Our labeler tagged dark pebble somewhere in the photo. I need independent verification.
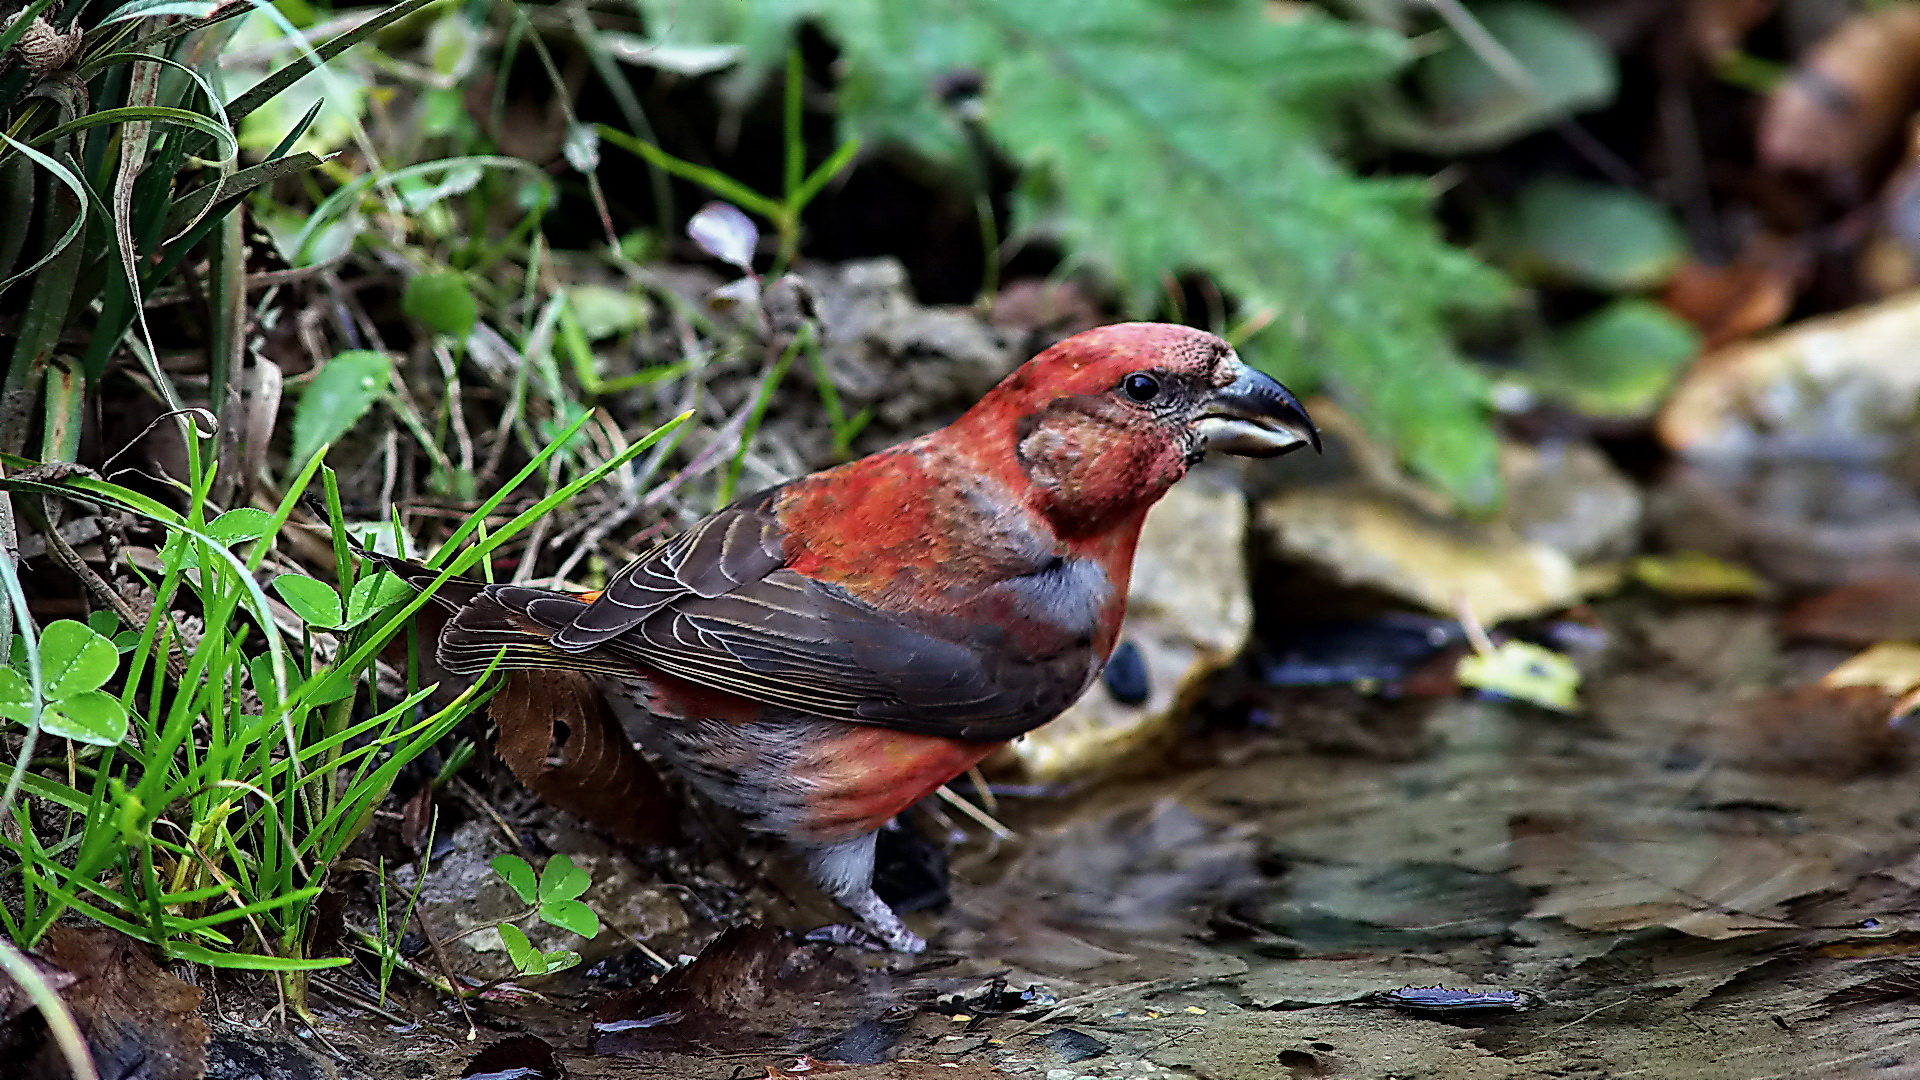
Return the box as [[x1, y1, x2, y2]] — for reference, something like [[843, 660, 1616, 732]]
[[1104, 640, 1150, 705], [1032, 1028, 1109, 1063]]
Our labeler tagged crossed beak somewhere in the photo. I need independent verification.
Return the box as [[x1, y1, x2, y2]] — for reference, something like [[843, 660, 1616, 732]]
[[1197, 360, 1322, 458]]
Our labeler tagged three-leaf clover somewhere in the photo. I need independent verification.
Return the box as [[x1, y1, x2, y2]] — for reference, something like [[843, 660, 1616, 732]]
[[158, 506, 275, 571], [272, 571, 411, 631], [489, 854, 602, 976], [0, 619, 129, 746]]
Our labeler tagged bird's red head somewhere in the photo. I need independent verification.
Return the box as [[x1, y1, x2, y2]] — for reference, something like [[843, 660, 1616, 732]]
[[943, 322, 1319, 539]]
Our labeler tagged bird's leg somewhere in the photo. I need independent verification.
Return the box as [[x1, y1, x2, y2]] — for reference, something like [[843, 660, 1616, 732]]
[[798, 832, 926, 953]]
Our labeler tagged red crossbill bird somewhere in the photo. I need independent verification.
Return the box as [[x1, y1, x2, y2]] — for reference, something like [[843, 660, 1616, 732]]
[[384, 322, 1317, 951]]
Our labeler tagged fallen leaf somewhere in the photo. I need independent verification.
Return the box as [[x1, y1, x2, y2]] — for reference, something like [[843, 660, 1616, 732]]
[[0, 925, 208, 1080], [1704, 684, 1908, 779], [1457, 640, 1580, 712], [1660, 237, 1799, 350], [492, 669, 678, 847], [1510, 812, 1847, 939], [1759, 5, 1920, 192], [1630, 552, 1769, 598], [1822, 642, 1920, 696], [1782, 575, 1920, 645], [462, 1033, 565, 1079], [594, 925, 866, 1055]]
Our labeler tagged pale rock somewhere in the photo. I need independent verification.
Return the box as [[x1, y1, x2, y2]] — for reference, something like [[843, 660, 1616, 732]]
[[1010, 477, 1253, 780], [1254, 406, 1633, 625]]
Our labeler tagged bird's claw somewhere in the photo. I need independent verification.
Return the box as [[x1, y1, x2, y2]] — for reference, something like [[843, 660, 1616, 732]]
[[803, 922, 927, 954]]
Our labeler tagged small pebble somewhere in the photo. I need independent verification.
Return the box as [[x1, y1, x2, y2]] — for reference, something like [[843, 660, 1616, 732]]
[[1032, 1027, 1109, 1064], [1103, 640, 1150, 705]]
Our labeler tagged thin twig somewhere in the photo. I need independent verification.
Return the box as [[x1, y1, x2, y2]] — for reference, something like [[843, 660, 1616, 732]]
[[934, 784, 1016, 841]]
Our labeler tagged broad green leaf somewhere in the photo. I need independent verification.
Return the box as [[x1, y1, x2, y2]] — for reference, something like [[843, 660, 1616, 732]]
[[41, 692, 130, 747], [541, 948, 581, 973], [491, 854, 538, 905], [206, 507, 274, 546], [496, 922, 544, 973], [537, 899, 599, 939], [1511, 179, 1685, 291], [291, 350, 392, 468], [402, 272, 477, 338], [39, 620, 119, 698], [1530, 299, 1701, 419], [537, 854, 590, 902], [85, 611, 120, 637], [343, 572, 411, 628], [1374, 0, 1616, 153], [0, 667, 33, 724], [698, 0, 1512, 505], [272, 575, 344, 628], [567, 285, 651, 340]]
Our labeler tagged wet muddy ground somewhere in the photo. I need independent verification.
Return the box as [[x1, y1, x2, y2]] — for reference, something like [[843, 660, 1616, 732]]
[[192, 593, 1920, 1080]]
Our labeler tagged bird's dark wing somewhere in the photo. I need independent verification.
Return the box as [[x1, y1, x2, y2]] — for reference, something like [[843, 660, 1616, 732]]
[[437, 498, 1098, 743]]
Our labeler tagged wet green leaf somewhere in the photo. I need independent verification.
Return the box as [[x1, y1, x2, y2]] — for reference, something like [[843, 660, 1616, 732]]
[[272, 575, 344, 628], [538, 853, 590, 902], [291, 350, 391, 467], [537, 899, 599, 939], [1513, 179, 1685, 291], [496, 922, 543, 973], [1532, 299, 1700, 418], [491, 854, 538, 905], [0, 668, 33, 724], [206, 507, 274, 546], [402, 272, 477, 338], [42, 691, 130, 747], [40, 620, 120, 698], [343, 572, 412, 628]]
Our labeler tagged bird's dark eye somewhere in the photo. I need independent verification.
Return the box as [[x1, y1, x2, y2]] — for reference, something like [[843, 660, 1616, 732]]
[[1122, 372, 1161, 403]]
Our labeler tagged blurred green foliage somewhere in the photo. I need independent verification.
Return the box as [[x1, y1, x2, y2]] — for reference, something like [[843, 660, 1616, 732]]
[[636, 0, 1514, 506]]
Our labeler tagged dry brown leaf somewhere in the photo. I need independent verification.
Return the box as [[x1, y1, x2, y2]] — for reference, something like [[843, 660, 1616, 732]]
[[461, 1034, 564, 1079], [1659, 237, 1799, 350], [1783, 575, 1920, 645], [1705, 683, 1909, 779], [492, 669, 679, 847], [594, 924, 867, 1055], [1510, 812, 1848, 939], [0, 925, 208, 1080], [1759, 5, 1920, 191]]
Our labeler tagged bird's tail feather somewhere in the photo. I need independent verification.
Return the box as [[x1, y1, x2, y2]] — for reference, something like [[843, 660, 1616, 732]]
[[302, 497, 631, 679], [439, 587, 636, 679]]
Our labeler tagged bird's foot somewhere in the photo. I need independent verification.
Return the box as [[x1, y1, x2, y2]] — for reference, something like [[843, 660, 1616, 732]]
[[803, 922, 927, 953]]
